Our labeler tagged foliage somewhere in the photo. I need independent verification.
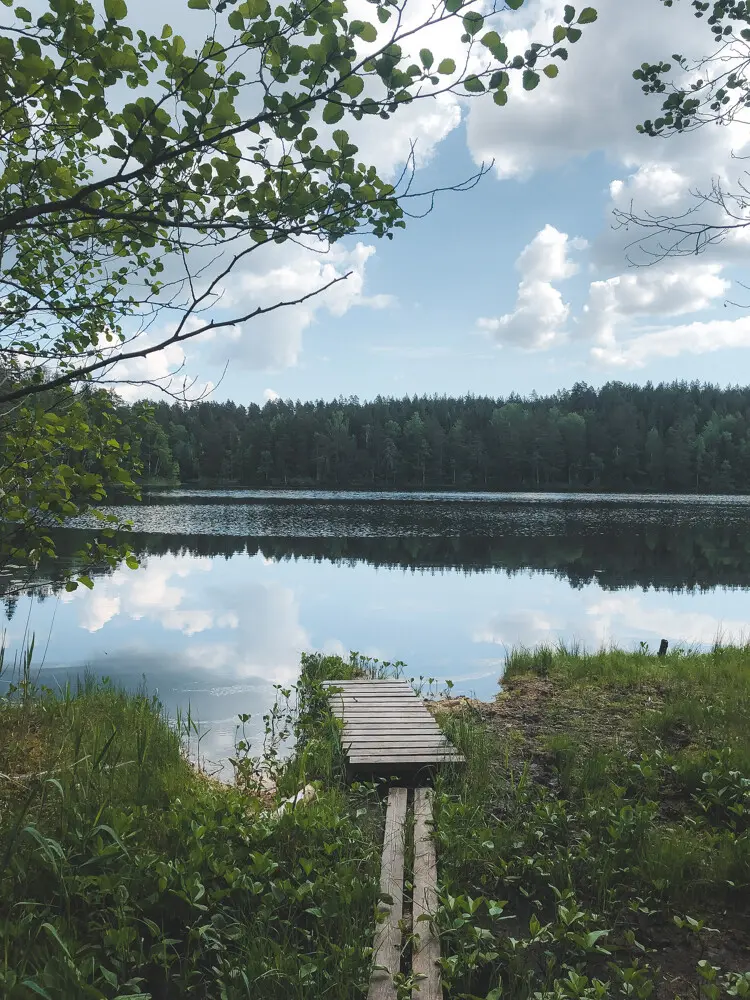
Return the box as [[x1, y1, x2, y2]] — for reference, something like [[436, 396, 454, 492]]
[[0, 0, 598, 410], [432, 643, 750, 999], [0, 666, 385, 999], [0, 381, 143, 594], [620, 0, 750, 258], [634, 0, 750, 137], [122, 379, 750, 491], [0, 0, 598, 589]]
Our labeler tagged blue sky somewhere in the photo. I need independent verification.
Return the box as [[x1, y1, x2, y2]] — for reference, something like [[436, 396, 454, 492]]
[[114, 0, 750, 405]]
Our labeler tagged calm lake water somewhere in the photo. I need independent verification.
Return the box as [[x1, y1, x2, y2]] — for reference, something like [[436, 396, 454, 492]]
[[4, 490, 750, 774]]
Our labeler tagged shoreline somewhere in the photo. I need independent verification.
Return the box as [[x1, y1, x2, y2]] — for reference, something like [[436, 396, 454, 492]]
[[2, 646, 748, 997]]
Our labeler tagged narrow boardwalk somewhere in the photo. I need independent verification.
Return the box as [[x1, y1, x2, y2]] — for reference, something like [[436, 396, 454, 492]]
[[412, 788, 441, 999], [322, 678, 464, 778], [368, 787, 408, 1000]]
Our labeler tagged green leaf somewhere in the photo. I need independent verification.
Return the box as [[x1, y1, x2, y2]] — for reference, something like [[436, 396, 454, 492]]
[[543, 63, 558, 78], [522, 69, 539, 90], [323, 101, 345, 124], [462, 11, 484, 35], [577, 6, 597, 23], [419, 48, 433, 68], [65, 581, 78, 592], [125, 555, 139, 570], [437, 57, 456, 74], [104, 0, 127, 18], [357, 21, 377, 42], [464, 74, 485, 93], [60, 89, 83, 113], [78, 575, 94, 589], [340, 74, 364, 98], [566, 26, 582, 41], [188, 0, 210, 6], [481, 31, 507, 61], [21, 982, 53, 1000], [564, 4, 575, 23], [506, 0, 524, 8], [553, 24, 566, 43], [493, 88, 508, 106]]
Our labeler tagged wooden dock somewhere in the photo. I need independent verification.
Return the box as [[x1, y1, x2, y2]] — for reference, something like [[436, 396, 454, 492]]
[[322, 678, 457, 997], [322, 678, 464, 778]]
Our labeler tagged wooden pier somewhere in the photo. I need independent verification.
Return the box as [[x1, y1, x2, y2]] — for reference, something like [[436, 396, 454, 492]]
[[322, 678, 464, 779], [322, 678, 461, 998]]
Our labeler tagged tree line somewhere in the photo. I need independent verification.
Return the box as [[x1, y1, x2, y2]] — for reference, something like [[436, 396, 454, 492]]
[[123, 381, 750, 493]]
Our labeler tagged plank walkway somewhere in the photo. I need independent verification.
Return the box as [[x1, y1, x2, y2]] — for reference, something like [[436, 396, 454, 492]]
[[411, 788, 441, 999], [322, 678, 464, 778], [369, 787, 408, 1000], [366, 787, 443, 1000]]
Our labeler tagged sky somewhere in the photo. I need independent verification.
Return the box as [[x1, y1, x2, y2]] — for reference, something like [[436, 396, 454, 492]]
[[113, 0, 750, 406]]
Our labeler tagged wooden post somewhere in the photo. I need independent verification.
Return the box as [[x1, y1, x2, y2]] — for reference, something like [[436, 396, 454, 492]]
[[412, 788, 441, 999], [368, 786, 408, 1000], [658, 639, 669, 657]]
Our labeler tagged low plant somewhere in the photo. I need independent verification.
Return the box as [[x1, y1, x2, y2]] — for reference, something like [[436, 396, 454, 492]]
[[0, 652, 387, 998]]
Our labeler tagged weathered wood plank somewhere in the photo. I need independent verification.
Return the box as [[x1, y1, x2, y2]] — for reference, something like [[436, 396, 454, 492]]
[[343, 725, 442, 732], [334, 705, 432, 713], [344, 737, 450, 746], [326, 678, 463, 777], [350, 753, 463, 765], [368, 786, 408, 1000], [412, 788, 441, 1000], [337, 710, 422, 717]]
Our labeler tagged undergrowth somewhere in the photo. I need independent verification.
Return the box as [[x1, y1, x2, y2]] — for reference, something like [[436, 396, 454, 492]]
[[0, 649, 387, 999], [432, 644, 750, 1000]]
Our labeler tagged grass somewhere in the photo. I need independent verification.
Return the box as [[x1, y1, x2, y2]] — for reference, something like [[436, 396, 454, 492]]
[[0, 651, 387, 999], [432, 643, 750, 1000], [3, 641, 749, 1000]]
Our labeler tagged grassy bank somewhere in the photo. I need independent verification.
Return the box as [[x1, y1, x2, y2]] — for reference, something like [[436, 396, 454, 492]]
[[0, 656, 385, 999], [432, 644, 750, 999], [2, 645, 749, 999]]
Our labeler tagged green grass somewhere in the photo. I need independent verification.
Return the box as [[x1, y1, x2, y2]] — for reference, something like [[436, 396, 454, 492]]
[[0, 653, 386, 999], [4, 644, 749, 1000], [432, 644, 750, 1000]]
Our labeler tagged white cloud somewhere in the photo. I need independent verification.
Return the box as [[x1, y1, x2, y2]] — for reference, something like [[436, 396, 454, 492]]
[[202, 242, 391, 371], [581, 262, 729, 352], [592, 314, 750, 368], [517, 224, 585, 283], [477, 225, 584, 349], [460, 0, 750, 371], [586, 594, 750, 647], [263, 388, 280, 403], [466, 0, 747, 182]]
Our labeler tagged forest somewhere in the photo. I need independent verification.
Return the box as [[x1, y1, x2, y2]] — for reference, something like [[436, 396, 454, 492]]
[[126, 381, 750, 493]]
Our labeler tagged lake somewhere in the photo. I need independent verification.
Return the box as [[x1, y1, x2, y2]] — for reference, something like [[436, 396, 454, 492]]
[[3, 490, 750, 775]]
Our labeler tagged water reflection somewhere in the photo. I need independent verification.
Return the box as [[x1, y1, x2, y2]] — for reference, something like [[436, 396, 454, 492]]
[[4, 492, 750, 772]]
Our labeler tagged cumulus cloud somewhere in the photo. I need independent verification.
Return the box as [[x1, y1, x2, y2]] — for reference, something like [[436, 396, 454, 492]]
[[581, 262, 729, 351], [477, 225, 584, 349], [200, 242, 393, 371], [466, 0, 745, 181], [592, 315, 750, 368], [62, 551, 314, 684]]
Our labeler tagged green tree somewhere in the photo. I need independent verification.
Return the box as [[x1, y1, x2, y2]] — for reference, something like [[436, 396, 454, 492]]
[[0, 0, 598, 581], [644, 425, 665, 489]]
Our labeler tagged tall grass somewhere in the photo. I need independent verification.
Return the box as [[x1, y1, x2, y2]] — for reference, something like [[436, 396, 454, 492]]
[[0, 652, 386, 999]]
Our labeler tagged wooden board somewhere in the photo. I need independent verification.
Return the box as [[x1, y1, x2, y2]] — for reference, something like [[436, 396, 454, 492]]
[[368, 786, 408, 1000], [411, 788, 441, 999], [322, 679, 464, 778]]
